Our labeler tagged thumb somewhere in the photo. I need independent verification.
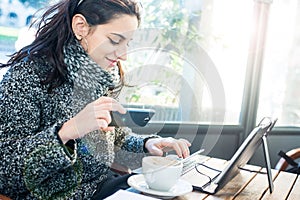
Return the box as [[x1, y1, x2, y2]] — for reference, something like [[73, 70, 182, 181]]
[[147, 145, 164, 156]]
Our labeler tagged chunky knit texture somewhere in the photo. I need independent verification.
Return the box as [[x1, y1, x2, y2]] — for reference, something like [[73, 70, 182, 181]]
[[0, 40, 150, 199]]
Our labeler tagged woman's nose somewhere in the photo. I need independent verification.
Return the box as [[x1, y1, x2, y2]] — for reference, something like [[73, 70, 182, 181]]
[[115, 45, 128, 61]]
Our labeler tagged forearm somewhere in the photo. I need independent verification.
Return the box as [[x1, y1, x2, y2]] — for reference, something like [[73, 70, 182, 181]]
[[114, 127, 160, 153]]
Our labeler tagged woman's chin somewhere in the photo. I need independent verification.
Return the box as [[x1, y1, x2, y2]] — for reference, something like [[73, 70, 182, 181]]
[[107, 62, 117, 69]]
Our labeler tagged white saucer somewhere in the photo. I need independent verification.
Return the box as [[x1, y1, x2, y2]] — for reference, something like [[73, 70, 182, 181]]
[[127, 174, 193, 199]]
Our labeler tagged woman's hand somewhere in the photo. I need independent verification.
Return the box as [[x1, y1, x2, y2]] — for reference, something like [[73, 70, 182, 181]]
[[58, 97, 126, 143], [144, 137, 191, 158]]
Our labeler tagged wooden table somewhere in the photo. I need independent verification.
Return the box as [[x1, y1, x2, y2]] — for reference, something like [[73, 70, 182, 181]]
[[174, 156, 300, 200], [129, 156, 299, 200]]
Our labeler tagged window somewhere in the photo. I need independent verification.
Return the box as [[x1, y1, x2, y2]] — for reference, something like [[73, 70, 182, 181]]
[[0, 0, 50, 78], [121, 0, 253, 125], [257, 0, 300, 127], [0, 0, 48, 62]]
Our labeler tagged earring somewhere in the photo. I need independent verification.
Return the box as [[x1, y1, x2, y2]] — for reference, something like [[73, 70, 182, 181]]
[[75, 33, 82, 41]]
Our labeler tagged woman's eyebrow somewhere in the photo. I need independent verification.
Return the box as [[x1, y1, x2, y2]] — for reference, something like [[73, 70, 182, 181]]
[[110, 33, 126, 40]]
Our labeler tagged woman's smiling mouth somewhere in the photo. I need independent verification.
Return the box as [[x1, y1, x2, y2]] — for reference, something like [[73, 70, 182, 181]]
[[106, 57, 118, 67]]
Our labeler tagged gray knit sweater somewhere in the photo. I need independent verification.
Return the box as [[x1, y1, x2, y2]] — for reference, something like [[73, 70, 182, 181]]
[[0, 42, 150, 199]]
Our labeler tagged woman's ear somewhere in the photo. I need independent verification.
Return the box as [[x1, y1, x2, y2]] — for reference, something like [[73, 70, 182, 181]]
[[72, 14, 89, 40]]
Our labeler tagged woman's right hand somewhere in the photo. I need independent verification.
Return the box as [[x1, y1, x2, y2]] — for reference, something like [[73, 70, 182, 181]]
[[58, 97, 126, 143]]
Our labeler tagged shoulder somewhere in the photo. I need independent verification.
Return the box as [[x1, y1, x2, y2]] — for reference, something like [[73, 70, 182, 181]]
[[2, 61, 38, 85], [2, 58, 49, 84], [0, 59, 51, 96]]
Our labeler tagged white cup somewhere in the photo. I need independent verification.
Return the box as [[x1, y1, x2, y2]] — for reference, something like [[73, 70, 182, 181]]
[[142, 156, 183, 191]]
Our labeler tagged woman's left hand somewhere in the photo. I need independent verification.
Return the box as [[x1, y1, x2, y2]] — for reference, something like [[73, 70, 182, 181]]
[[144, 137, 191, 158]]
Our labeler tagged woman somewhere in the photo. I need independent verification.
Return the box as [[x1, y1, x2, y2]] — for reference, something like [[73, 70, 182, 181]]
[[0, 0, 191, 199]]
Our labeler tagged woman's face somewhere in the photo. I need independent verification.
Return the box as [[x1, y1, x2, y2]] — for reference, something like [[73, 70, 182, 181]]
[[85, 14, 138, 70]]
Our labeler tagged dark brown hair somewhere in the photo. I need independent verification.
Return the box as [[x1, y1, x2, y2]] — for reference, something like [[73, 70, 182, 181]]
[[1, 0, 141, 91]]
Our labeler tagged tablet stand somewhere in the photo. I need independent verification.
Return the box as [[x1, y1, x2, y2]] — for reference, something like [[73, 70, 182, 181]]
[[262, 134, 274, 193]]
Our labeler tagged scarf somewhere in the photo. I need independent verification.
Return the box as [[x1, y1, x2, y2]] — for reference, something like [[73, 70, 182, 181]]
[[64, 40, 116, 106], [63, 40, 121, 163]]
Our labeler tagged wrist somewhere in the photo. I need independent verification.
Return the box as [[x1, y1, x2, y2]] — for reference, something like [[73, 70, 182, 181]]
[[58, 118, 79, 144], [143, 135, 160, 153]]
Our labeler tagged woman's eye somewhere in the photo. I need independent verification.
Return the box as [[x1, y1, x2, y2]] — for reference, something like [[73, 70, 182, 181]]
[[108, 38, 120, 45]]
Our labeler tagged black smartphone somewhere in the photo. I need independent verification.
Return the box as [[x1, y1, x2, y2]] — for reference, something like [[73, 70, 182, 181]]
[[109, 108, 155, 127]]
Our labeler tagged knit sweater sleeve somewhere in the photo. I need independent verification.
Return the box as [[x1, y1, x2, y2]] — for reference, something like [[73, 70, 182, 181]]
[[0, 64, 79, 199], [114, 127, 160, 153]]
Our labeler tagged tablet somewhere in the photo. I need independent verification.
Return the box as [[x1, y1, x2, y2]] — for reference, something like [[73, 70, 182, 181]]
[[192, 117, 277, 194]]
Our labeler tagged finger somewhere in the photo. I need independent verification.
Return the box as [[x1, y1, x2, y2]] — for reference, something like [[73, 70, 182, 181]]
[[102, 126, 115, 132], [163, 138, 191, 158], [178, 139, 191, 158], [95, 97, 126, 114], [96, 118, 109, 130], [159, 139, 184, 158], [94, 100, 126, 114], [172, 143, 184, 158], [177, 143, 190, 158], [179, 138, 192, 147], [93, 110, 112, 124], [94, 96, 116, 104]]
